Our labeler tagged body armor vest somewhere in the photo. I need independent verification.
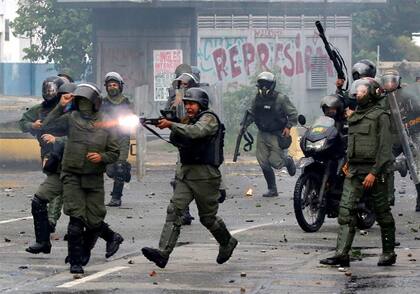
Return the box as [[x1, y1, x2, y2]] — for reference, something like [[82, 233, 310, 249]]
[[347, 107, 385, 163], [172, 111, 225, 167], [62, 112, 111, 174], [37, 103, 65, 159], [253, 91, 288, 132], [101, 96, 131, 118]]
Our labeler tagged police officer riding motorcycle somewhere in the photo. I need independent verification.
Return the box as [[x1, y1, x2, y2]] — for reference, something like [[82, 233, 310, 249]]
[[294, 94, 376, 232]]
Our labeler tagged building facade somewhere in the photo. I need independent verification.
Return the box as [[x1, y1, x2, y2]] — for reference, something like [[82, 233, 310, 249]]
[[0, 0, 56, 96], [62, 1, 386, 119]]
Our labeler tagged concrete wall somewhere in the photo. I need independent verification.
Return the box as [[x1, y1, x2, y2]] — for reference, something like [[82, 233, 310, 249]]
[[197, 15, 352, 121], [93, 7, 195, 117], [0, 63, 57, 96]]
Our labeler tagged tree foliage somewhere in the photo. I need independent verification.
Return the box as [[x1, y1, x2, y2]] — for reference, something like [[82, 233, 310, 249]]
[[352, 0, 420, 62], [10, 0, 92, 80]]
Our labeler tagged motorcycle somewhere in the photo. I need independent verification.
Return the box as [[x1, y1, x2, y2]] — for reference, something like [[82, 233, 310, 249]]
[[293, 114, 376, 232]]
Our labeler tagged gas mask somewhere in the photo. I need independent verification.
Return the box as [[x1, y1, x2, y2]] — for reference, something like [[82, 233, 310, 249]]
[[77, 98, 94, 119], [257, 80, 274, 96]]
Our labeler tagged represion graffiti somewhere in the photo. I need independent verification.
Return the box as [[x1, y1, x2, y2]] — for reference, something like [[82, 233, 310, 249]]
[[197, 31, 337, 85]]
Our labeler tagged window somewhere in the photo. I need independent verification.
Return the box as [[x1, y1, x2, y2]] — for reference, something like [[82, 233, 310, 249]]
[[5, 19, 10, 41]]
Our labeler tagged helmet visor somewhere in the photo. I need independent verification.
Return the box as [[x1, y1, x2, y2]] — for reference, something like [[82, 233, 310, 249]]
[[350, 79, 371, 103], [42, 82, 58, 101], [257, 79, 273, 90], [381, 74, 400, 92]]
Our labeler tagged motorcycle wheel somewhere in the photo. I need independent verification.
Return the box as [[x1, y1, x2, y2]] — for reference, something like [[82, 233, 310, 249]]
[[293, 172, 326, 232], [357, 210, 376, 229]]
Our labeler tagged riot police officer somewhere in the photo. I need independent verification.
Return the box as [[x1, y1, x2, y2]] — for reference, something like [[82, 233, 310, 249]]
[[165, 70, 199, 225], [42, 83, 120, 274], [142, 87, 237, 268], [336, 59, 377, 112], [19, 76, 67, 254], [243, 71, 298, 197], [320, 77, 397, 267], [101, 72, 133, 207], [381, 69, 420, 211], [45, 83, 78, 235], [320, 94, 346, 133]]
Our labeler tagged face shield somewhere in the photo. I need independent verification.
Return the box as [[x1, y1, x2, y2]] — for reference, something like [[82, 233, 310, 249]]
[[350, 79, 371, 106], [42, 82, 58, 101], [381, 74, 400, 92]]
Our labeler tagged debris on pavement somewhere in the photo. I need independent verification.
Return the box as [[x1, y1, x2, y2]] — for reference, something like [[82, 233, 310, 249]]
[[246, 188, 253, 197]]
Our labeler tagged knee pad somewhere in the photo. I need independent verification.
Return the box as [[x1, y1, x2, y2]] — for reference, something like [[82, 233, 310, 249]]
[[31, 195, 48, 215], [68, 217, 84, 236], [337, 206, 353, 226], [165, 202, 182, 223], [200, 216, 218, 230]]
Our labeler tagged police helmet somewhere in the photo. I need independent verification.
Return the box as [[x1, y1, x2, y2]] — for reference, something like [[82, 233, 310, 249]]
[[320, 94, 343, 117], [58, 83, 77, 96], [182, 87, 209, 110], [381, 69, 401, 92], [191, 66, 201, 83], [349, 77, 381, 106], [351, 59, 376, 81], [42, 76, 65, 101], [256, 71, 276, 95], [173, 73, 199, 89], [104, 72, 124, 91], [73, 83, 102, 112], [174, 63, 192, 78], [58, 73, 74, 83]]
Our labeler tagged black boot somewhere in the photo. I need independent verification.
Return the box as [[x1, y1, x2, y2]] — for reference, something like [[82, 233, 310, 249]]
[[218, 189, 227, 203], [262, 168, 278, 197], [210, 219, 238, 264], [379, 226, 396, 266], [141, 247, 169, 268], [378, 252, 397, 266], [319, 255, 350, 267], [26, 196, 51, 254], [100, 222, 124, 258], [67, 217, 85, 274], [415, 184, 420, 212], [285, 156, 296, 176], [80, 225, 102, 266], [181, 206, 195, 225], [107, 180, 124, 207], [48, 221, 56, 234]]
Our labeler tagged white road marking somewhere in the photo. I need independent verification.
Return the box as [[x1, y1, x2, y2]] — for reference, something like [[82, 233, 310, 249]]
[[230, 221, 283, 235], [0, 216, 33, 224], [57, 266, 129, 288]]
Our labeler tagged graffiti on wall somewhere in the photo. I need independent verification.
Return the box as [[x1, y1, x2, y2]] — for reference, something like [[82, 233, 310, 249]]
[[197, 31, 335, 86]]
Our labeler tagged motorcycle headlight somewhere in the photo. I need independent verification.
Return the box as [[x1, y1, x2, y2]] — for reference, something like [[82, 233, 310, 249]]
[[305, 138, 326, 151]]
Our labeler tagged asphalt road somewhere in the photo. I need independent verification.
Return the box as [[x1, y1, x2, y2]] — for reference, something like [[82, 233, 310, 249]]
[[1, 155, 420, 293]]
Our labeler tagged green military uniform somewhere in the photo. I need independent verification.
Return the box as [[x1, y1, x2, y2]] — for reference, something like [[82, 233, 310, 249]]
[[142, 89, 237, 268], [331, 100, 396, 265], [160, 112, 226, 256], [101, 94, 132, 206], [43, 104, 120, 227], [19, 102, 66, 253], [245, 91, 298, 196], [43, 90, 120, 274], [48, 194, 63, 231]]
